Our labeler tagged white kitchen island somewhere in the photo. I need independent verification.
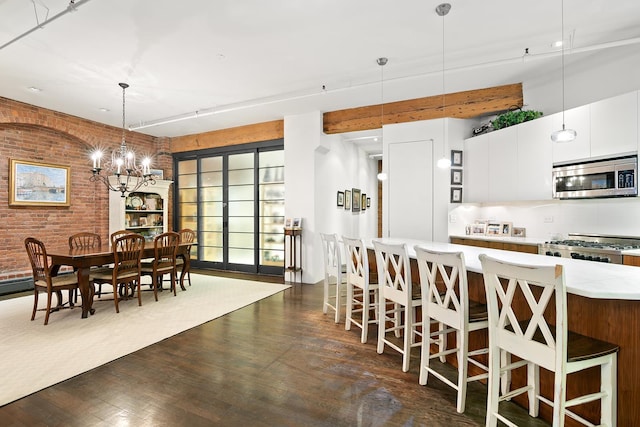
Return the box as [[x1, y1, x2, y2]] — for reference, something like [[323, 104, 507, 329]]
[[368, 238, 640, 426]]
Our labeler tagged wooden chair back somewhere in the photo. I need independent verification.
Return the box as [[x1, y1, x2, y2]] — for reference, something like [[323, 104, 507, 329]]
[[153, 231, 180, 270], [110, 229, 134, 246], [68, 232, 102, 249], [25, 237, 50, 286], [112, 234, 145, 281]]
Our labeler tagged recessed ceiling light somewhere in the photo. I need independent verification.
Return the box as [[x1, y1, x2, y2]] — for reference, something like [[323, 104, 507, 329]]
[[99, 108, 110, 112], [28, 86, 42, 92], [553, 40, 563, 48]]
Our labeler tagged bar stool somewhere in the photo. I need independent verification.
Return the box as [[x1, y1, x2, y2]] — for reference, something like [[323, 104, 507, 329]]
[[320, 233, 346, 323], [373, 240, 422, 372], [479, 254, 618, 427], [342, 236, 378, 343], [414, 246, 489, 413]]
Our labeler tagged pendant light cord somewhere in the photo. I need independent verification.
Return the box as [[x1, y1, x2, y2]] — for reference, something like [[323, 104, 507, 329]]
[[561, 0, 566, 129]]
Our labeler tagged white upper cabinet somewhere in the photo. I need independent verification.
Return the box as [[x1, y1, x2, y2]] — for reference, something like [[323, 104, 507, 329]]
[[518, 115, 553, 200], [551, 104, 591, 163], [590, 91, 638, 158], [488, 126, 518, 202], [463, 133, 489, 203]]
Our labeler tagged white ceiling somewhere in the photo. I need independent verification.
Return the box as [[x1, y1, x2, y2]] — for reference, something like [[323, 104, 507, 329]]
[[1, 0, 639, 148]]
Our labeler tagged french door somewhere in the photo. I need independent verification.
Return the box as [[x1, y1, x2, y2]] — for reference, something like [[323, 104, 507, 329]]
[[174, 142, 284, 275]]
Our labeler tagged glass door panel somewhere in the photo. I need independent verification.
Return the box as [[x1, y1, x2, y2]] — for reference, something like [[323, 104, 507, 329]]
[[177, 160, 198, 232], [259, 150, 285, 268], [200, 156, 224, 263], [227, 153, 254, 266]]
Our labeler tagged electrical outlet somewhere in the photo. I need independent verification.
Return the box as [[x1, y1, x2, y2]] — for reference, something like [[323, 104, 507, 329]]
[[544, 216, 554, 223], [449, 214, 457, 223]]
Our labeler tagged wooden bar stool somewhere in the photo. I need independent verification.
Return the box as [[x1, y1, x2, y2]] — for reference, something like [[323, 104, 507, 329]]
[[480, 254, 618, 427], [414, 246, 489, 413], [342, 235, 378, 343]]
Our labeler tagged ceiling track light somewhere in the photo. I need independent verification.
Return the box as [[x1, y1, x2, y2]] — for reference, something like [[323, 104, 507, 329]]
[[436, 3, 452, 169], [551, 0, 577, 143]]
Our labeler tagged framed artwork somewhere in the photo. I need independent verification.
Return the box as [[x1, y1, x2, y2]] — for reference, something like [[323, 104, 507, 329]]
[[470, 223, 486, 236], [361, 193, 367, 211], [451, 150, 463, 167], [337, 191, 344, 207], [284, 218, 293, 228], [500, 222, 513, 236], [344, 190, 351, 210], [366, 197, 370, 207], [450, 187, 462, 203], [513, 227, 526, 237], [149, 169, 164, 180], [292, 218, 302, 228], [486, 222, 501, 235], [9, 159, 71, 207], [451, 168, 463, 185], [352, 188, 361, 212]]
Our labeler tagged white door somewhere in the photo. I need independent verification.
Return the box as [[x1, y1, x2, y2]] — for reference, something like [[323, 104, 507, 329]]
[[388, 140, 433, 240]]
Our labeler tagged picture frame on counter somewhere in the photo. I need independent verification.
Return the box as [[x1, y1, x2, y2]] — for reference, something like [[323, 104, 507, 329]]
[[513, 227, 526, 237], [450, 187, 462, 203], [451, 168, 463, 185], [470, 223, 486, 235], [336, 191, 344, 207], [344, 190, 351, 210], [500, 222, 513, 236], [451, 150, 463, 167], [486, 222, 501, 235]]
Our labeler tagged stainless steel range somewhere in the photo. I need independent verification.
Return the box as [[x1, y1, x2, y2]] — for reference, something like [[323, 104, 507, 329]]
[[539, 233, 640, 264]]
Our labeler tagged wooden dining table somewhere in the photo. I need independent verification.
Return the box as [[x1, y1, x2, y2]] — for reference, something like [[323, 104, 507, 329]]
[[48, 242, 194, 319]]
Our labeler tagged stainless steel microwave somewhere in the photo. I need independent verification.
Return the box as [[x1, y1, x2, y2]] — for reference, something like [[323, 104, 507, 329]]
[[552, 155, 638, 199]]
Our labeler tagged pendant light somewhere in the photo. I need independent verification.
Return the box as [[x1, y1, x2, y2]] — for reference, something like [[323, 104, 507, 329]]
[[436, 3, 452, 169], [377, 57, 388, 181], [550, 0, 577, 142]]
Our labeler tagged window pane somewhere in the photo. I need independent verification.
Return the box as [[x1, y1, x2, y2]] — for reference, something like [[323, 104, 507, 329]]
[[179, 217, 197, 231], [200, 187, 222, 202], [261, 249, 284, 267], [201, 201, 223, 217], [228, 216, 254, 233], [178, 159, 197, 175], [228, 152, 253, 169], [229, 185, 253, 201], [201, 231, 223, 247], [229, 248, 254, 265], [179, 175, 197, 188], [229, 232, 254, 248], [202, 246, 223, 262], [202, 216, 223, 232], [260, 166, 284, 183], [228, 201, 254, 217], [201, 157, 222, 172], [228, 169, 254, 186], [259, 150, 284, 166], [179, 189, 197, 203], [201, 171, 222, 187]]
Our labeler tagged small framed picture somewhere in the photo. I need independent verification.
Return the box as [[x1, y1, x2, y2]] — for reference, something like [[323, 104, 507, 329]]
[[352, 188, 361, 212], [344, 190, 351, 210], [486, 222, 501, 235], [451, 168, 463, 185], [361, 193, 367, 211], [471, 223, 486, 235], [451, 150, 463, 167], [366, 197, 371, 207], [513, 227, 526, 237], [149, 169, 164, 180], [500, 222, 513, 236], [450, 187, 462, 203], [284, 218, 292, 228], [337, 191, 344, 207], [292, 218, 302, 228]]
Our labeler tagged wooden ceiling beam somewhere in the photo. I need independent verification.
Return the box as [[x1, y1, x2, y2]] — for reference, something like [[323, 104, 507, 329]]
[[322, 83, 523, 134], [170, 120, 284, 153]]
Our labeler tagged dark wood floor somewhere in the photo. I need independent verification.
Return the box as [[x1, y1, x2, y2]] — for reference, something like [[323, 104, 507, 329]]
[[0, 271, 548, 426]]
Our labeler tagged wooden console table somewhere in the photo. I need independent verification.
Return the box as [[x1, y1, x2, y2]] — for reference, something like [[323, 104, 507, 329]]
[[284, 228, 302, 282]]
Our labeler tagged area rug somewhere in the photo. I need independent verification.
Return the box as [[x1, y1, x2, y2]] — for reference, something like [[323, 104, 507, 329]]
[[0, 274, 289, 406]]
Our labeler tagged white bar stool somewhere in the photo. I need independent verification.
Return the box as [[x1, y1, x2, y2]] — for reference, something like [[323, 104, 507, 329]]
[[414, 246, 489, 413], [480, 254, 618, 427], [320, 233, 346, 323], [342, 236, 378, 343], [373, 240, 422, 372]]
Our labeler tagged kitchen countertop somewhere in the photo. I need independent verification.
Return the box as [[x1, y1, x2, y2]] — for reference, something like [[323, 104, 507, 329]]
[[372, 238, 640, 300], [449, 234, 545, 246]]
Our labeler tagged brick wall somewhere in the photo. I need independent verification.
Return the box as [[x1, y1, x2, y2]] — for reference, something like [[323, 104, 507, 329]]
[[0, 96, 171, 282]]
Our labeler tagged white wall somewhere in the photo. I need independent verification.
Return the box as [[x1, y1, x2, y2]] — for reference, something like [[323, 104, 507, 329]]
[[285, 111, 378, 284]]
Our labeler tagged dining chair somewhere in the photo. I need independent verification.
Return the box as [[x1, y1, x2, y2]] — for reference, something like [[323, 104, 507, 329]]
[[342, 235, 378, 344], [141, 231, 180, 300], [320, 233, 347, 323], [110, 229, 134, 246], [25, 237, 80, 325], [176, 228, 196, 288], [414, 246, 489, 413], [479, 254, 618, 427], [90, 233, 145, 312], [68, 232, 105, 301], [372, 240, 422, 372]]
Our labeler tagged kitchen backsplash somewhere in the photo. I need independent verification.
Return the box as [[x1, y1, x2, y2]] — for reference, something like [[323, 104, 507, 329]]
[[448, 197, 640, 240]]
